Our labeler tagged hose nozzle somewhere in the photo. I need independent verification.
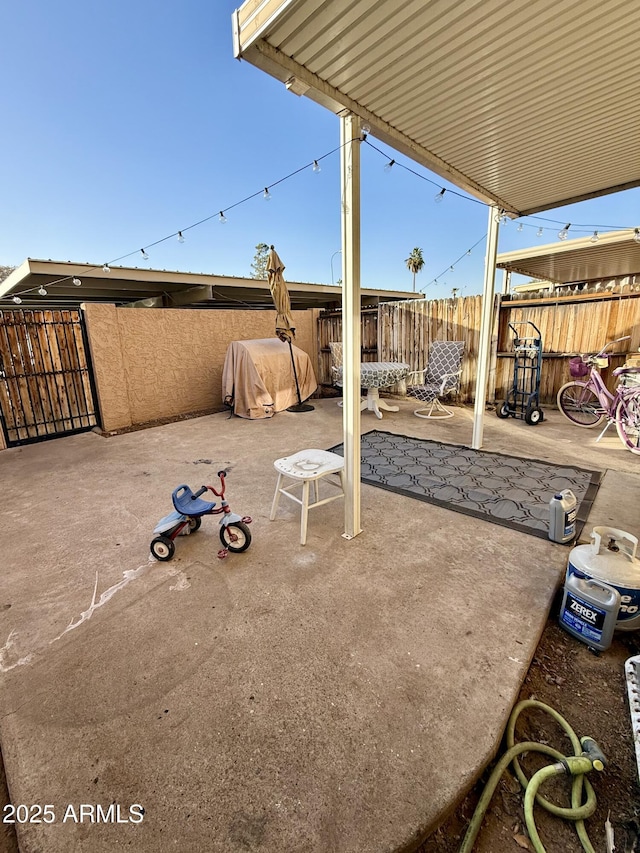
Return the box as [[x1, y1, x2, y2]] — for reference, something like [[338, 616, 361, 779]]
[[580, 736, 606, 771]]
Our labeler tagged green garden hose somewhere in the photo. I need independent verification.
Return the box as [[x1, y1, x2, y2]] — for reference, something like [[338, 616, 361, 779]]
[[459, 699, 606, 853]]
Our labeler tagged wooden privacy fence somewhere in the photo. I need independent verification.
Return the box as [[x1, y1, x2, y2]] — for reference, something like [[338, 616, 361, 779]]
[[316, 307, 379, 385], [496, 291, 640, 402], [0, 309, 98, 446], [378, 296, 490, 401], [317, 296, 492, 399], [317, 289, 640, 404]]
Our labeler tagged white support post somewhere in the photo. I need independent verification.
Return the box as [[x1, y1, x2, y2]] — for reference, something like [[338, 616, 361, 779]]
[[472, 206, 500, 450], [340, 112, 362, 539]]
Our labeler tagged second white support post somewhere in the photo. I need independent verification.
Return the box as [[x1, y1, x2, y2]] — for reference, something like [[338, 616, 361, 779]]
[[340, 112, 362, 539], [472, 206, 500, 450]]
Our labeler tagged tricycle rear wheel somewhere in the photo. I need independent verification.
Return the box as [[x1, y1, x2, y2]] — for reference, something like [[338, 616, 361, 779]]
[[151, 535, 175, 561]]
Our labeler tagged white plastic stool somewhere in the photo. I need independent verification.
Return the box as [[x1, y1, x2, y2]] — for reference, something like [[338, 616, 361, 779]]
[[270, 449, 345, 545]]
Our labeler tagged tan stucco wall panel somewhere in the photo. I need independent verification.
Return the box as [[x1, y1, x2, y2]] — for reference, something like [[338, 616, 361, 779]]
[[84, 306, 317, 429], [82, 303, 133, 432]]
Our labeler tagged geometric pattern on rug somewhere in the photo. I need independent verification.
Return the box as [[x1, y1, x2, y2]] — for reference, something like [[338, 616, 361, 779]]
[[328, 430, 602, 540]]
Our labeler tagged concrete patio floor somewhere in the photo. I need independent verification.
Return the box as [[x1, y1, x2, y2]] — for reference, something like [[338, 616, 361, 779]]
[[1, 398, 639, 853]]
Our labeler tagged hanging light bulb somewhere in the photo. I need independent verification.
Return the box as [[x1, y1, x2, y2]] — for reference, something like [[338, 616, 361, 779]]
[[450, 266, 454, 272], [72, 277, 82, 286], [494, 210, 503, 224], [384, 159, 395, 172], [590, 231, 599, 243], [466, 249, 471, 255], [219, 211, 227, 224], [558, 223, 571, 240], [103, 264, 111, 273], [517, 222, 523, 232], [312, 160, 321, 173], [434, 188, 445, 204], [263, 187, 271, 201], [140, 249, 149, 260], [537, 227, 544, 237], [634, 228, 640, 244], [38, 286, 47, 296], [12, 295, 22, 304], [177, 231, 185, 243], [361, 122, 371, 135]]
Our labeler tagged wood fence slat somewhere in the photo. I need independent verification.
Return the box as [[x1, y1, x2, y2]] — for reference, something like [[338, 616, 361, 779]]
[[5, 316, 33, 441], [13, 311, 46, 438], [29, 310, 57, 435]]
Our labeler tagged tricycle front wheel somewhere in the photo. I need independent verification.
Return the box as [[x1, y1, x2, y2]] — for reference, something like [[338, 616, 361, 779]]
[[220, 522, 252, 553]]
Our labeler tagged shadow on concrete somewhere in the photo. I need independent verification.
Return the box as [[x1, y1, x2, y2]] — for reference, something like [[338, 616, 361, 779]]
[[0, 399, 637, 852]]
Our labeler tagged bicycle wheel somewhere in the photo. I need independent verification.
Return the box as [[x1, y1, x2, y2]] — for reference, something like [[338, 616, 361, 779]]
[[556, 381, 605, 427], [615, 393, 640, 454]]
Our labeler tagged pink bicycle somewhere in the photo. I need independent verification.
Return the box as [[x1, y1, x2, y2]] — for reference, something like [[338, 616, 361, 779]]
[[556, 335, 640, 453]]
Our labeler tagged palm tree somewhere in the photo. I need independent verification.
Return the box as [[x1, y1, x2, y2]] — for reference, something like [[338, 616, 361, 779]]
[[405, 247, 425, 291]]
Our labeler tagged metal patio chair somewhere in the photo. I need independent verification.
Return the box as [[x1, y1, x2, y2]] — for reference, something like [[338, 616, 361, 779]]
[[328, 341, 368, 408], [328, 341, 344, 391], [407, 340, 465, 419]]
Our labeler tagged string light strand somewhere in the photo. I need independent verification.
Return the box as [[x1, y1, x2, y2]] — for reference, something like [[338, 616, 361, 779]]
[[419, 234, 488, 293]]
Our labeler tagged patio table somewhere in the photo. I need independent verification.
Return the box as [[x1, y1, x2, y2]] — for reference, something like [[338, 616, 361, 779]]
[[335, 361, 410, 419]]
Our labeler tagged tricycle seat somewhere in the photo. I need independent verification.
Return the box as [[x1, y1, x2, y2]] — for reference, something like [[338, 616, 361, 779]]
[[172, 485, 216, 517]]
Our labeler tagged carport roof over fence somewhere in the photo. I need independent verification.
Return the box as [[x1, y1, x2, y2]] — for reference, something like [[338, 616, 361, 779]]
[[496, 229, 640, 284], [232, 0, 640, 215], [0, 259, 418, 310]]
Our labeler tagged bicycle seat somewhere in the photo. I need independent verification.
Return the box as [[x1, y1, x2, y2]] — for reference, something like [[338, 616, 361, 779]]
[[613, 366, 640, 376], [172, 485, 216, 516]]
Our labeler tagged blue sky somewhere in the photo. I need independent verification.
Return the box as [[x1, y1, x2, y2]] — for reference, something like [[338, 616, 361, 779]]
[[3, 0, 639, 298]]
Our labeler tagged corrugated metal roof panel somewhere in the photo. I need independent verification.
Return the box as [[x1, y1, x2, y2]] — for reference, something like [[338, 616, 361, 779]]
[[234, 0, 640, 214]]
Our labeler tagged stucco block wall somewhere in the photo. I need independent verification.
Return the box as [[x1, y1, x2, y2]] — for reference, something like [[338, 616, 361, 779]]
[[83, 304, 318, 432]]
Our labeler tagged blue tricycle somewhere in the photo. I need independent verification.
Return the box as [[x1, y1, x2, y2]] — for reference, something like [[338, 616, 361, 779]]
[[150, 469, 252, 561]]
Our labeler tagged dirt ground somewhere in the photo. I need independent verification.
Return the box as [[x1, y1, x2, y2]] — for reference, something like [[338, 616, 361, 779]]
[[419, 616, 640, 853]]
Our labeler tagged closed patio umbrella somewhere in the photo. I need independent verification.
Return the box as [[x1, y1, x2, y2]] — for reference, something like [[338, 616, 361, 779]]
[[267, 245, 314, 412]]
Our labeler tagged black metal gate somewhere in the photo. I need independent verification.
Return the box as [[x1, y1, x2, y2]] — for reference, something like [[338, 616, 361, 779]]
[[0, 309, 100, 447]]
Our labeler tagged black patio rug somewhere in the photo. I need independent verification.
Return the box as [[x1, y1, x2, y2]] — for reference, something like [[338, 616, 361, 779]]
[[328, 430, 602, 540]]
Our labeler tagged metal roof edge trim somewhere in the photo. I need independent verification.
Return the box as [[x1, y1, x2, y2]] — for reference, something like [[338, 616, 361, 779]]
[[0, 259, 33, 298], [519, 179, 640, 216], [0, 258, 419, 301], [496, 229, 639, 266], [233, 0, 304, 57]]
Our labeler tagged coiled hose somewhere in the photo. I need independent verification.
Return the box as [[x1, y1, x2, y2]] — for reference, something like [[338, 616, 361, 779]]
[[459, 699, 605, 853]]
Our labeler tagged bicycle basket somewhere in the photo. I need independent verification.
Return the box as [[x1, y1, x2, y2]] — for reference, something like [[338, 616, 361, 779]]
[[569, 357, 589, 378]]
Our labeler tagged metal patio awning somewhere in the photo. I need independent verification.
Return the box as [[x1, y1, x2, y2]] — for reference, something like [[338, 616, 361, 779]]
[[496, 230, 640, 284], [232, 0, 640, 540], [233, 0, 640, 215], [0, 259, 418, 311]]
